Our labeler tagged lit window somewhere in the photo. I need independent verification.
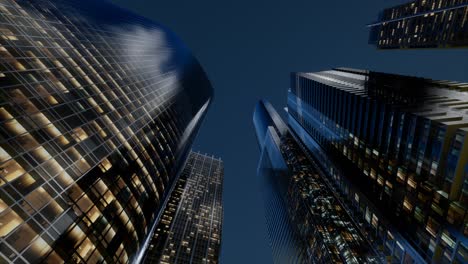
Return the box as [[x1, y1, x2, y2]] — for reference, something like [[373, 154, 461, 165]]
[[0, 209, 22, 236]]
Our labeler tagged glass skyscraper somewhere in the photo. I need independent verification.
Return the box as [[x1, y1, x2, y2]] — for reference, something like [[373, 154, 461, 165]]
[[253, 100, 307, 263], [143, 152, 223, 264], [255, 68, 468, 263], [254, 100, 383, 263], [369, 0, 468, 49], [0, 0, 213, 263]]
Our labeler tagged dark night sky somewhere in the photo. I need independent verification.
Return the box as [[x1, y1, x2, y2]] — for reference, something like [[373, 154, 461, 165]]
[[109, 1, 468, 263]]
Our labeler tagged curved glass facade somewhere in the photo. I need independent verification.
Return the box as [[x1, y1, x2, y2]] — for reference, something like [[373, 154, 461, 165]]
[[0, 0, 212, 263]]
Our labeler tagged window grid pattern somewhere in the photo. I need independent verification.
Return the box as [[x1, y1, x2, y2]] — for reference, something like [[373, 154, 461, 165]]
[[288, 68, 468, 263], [0, 0, 212, 263], [143, 152, 223, 264], [281, 134, 382, 263], [253, 101, 308, 264], [369, 0, 468, 49]]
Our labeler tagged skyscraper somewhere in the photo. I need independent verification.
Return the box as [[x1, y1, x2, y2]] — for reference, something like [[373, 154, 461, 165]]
[[253, 100, 307, 263], [255, 68, 468, 263], [143, 152, 223, 264], [290, 68, 468, 263], [254, 100, 384, 263], [368, 0, 468, 49], [0, 0, 212, 263]]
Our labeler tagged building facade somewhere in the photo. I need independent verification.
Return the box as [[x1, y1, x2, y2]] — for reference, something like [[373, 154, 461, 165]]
[[369, 0, 468, 49], [287, 68, 467, 263], [254, 100, 383, 263], [143, 152, 223, 264], [0, 0, 212, 263], [254, 100, 307, 263]]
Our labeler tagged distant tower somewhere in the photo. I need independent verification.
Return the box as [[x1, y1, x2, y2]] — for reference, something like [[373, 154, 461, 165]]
[[254, 99, 383, 263], [253, 100, 307, 263], [254, 68, 468, 263], [0, 0, 212, 263], [369, 0, 468, 49], [143, 152, 223, 264]]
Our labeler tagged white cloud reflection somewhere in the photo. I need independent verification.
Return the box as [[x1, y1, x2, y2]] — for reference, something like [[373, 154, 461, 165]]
[[112, 25, 182, 115]]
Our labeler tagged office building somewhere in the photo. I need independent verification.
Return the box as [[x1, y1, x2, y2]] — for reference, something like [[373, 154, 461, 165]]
[[254, 100, 383, 263], [0, 0, 213, 263], [369, 0, 468, 49], [143, 152, 223, 264], [255, 68, 468, 263], [254, 101, 307, 263]]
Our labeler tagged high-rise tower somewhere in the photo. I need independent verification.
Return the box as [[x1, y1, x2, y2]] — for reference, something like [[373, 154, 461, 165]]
[[369, 0, 468, 49], [255, 68, 468, 263], [143, 152, 223, 264], [0, 0, 213, 263], [289, 68, 468, 263], [254, 100, 383, 263], [253, 100, 307, 263]]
